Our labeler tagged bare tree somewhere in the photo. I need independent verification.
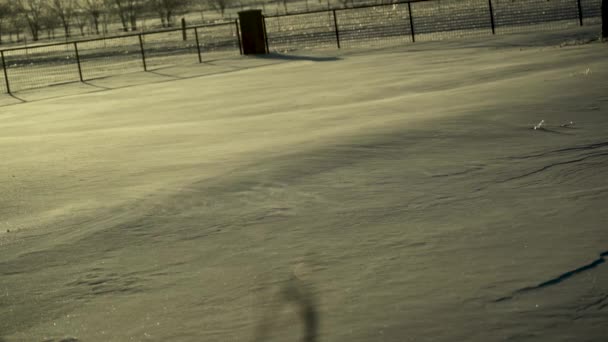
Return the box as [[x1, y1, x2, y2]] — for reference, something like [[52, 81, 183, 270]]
[[81, 0, 105, 34], [210, 0, 232, 18], [48, 0, 77, 38], [112, 0, 143, 31], [9, 10, 27, 42], [148, 0, 192, 27], [193, 0, 207, 22], [73, 9, 88, 36], [111, 0, 128, 31], [276, 0, 288, 14], [41, 10, 60, 39], [14, 0, 45, 41], [235, 0, 245, 10], [100, 5, 111, 34], [0, 0, 11, 44], [337, 0, 353, 8], [195, 1, 203, 21]]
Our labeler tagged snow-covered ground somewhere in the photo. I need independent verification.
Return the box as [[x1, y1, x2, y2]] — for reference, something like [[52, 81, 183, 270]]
[[1, 27, 607, 342]]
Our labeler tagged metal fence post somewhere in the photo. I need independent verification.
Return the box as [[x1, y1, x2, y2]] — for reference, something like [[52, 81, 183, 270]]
[[235, 19, 243, 55], [138, 34, 147, 71], [73, 42, 84, 82], [488, 0, 496, 34], [576, 0, 584, 26], [407, 2, 416, 42], [182, 18, 188, 40], [1, 50, 10, 94], [333, 9, 341, 49], [603, 0, 608, 38], [263, 15, 270, 52], [194, 27, 203, 63]]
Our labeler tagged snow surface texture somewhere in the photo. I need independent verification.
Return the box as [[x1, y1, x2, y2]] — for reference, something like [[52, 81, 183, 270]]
[[1, 27, 607, 342]]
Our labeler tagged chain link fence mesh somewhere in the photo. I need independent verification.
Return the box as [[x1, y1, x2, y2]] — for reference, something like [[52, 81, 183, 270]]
[[3, 44, 78, 92], [77, 35, 144, 81], [581, 0, 602, 24], [0, 23, 243, 93], [265, 12, 338, 52], [0, 57, 7, 94], [411, 0, 493, 41], [195, 22, 242, 61], [335, 4, 414, 48], [493, 0, 581, 34], [0, 0, 604, 94], [262, 0, 600, 51], [142, 29, 199, 69]]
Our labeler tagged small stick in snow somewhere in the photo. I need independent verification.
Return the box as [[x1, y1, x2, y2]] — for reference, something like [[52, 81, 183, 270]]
[[560, 121, 575, 128], [533, 120, 545, 130]]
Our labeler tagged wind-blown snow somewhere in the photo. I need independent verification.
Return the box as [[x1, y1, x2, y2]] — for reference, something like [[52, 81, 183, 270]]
[[1, 27, 607, 342]]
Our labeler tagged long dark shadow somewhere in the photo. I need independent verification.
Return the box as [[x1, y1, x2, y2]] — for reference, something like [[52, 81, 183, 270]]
[[82, 81, 112, 90], [253, 53, 341, 62], [8, 92, 26, 103], [253, 277, 319, 342], [495, 250, 608, 303], [146, 70, 184, 79]]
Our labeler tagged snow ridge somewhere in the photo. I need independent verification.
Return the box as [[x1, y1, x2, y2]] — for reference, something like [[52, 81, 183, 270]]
[[495, 250, 608, 302]]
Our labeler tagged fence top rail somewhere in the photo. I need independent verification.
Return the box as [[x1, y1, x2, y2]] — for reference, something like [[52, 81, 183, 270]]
[[0, 21, 235, 54], [264, 0, 433, 18]]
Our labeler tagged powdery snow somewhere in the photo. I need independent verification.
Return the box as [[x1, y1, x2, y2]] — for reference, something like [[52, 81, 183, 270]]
[[1, 27, 607, 342]]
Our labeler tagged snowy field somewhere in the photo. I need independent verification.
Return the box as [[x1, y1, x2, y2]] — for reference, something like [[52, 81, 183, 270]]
[[1, 27, 607, 342]]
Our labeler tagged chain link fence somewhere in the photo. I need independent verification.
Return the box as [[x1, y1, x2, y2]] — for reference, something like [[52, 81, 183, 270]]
[[264, 11, 339, 52], [0, 0, 604, 94], [409, 0, 492, 40], [2, 44, 79, 92], [76, 35, 145, 81], [0, 22, 241, 94], [492, 0, 582, 34], [264, 0, 602, 51], [0, 54, 7, 94], [336, 4, 415, 47], [581, 0, 603, 24], [194, 22, 243, 59]]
